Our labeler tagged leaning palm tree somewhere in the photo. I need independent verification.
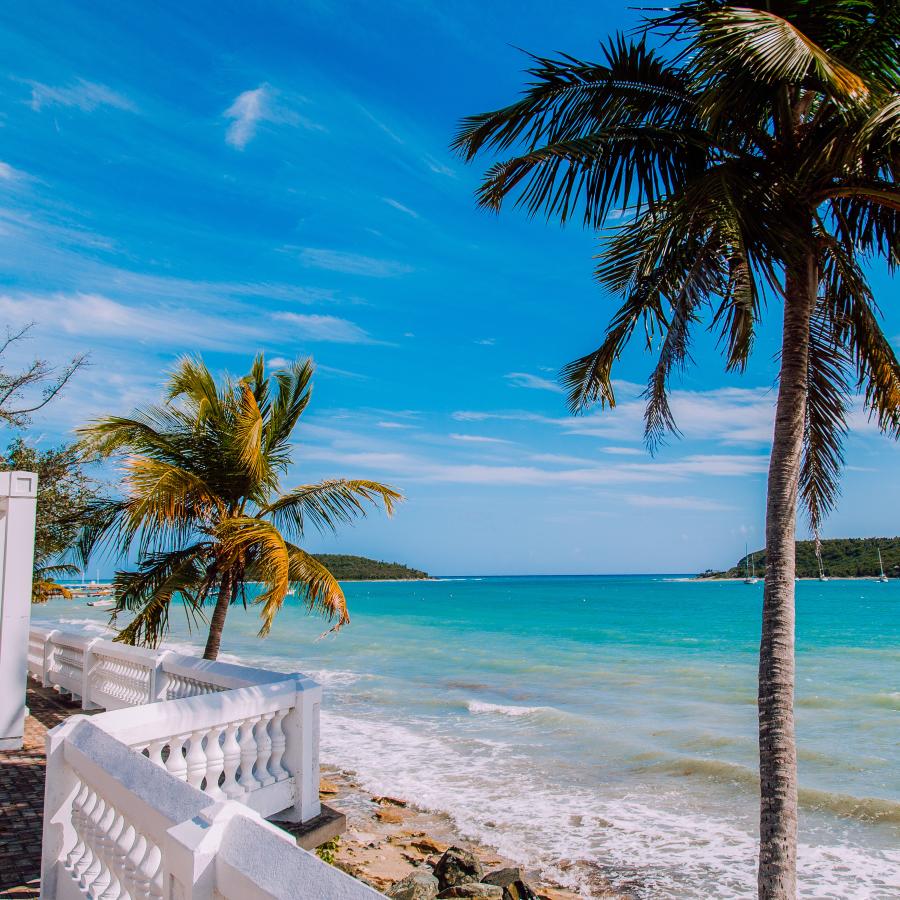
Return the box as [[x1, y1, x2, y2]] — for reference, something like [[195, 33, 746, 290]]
[[453, 2, 900, 897], [76, 355, 401, 660]]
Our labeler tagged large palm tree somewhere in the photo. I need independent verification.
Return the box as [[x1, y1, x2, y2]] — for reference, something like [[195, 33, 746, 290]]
[[77, 355, 401, 660], [452, 2, 900, 897]]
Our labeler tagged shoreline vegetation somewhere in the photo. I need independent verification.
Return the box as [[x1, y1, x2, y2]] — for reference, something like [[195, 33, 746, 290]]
[[315, 554, 431, 581], [698, 537, 900, 580]]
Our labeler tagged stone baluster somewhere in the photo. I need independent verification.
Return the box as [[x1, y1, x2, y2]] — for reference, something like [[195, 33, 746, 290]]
[[268, 708, 289, 782], [203, 725, 226, 799], [97, 808, 125, 900], [79, 793, 106, 890], [221, 721, 242, 798], [237, 717, 261, 792], [165, 733, 188, 781], [185, 730, 207, 789], [254, 714, 275, 786], [90, 800, 116, 896], [146, 737, 167, 769], [65, 781, 91, 872], [126, 833, 149, 898]]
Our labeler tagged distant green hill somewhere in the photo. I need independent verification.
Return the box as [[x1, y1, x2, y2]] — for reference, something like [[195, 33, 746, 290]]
[[700, 537, 900, 579], [313, 554, 429, 581]]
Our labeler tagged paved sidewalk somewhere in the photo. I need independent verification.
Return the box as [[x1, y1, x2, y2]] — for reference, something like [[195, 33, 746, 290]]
[[0, 686, 84, 898]]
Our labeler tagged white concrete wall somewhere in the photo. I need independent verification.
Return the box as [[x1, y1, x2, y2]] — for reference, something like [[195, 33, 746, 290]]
[[0, 470, 37, 749]]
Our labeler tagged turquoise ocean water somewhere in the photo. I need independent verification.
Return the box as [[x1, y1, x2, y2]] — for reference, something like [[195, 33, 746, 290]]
[[37, 576, 899, 898]]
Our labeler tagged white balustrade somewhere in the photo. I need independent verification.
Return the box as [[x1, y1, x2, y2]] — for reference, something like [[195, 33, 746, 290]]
[[30, 626, 373, 899]]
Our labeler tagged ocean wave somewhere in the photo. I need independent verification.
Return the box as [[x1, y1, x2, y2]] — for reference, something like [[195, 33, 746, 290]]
[[648, 756, 900, 824], [319, 711, 900, 899], [467, 700, 552, 718]]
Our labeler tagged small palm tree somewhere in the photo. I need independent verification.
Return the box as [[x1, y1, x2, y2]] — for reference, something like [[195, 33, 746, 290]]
[[76, 355, 401, 660], [31, 559, 76, 603], [453, 3, 899, 897]]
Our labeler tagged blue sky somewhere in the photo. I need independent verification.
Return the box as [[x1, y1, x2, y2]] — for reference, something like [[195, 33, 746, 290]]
[[0, 0, 896, 575]]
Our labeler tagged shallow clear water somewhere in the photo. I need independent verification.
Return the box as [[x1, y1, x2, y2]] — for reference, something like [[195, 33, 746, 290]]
[[38, 576, 900, 898]]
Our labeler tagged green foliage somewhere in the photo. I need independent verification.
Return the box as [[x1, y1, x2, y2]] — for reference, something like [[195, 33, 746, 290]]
[[706, 538, 900, 579], [454, 0, 900, 532], [76, 354, 402, 652], [0, 438, 104, 601], [313, 554, 428, 581], [315, 837, 340, 865]]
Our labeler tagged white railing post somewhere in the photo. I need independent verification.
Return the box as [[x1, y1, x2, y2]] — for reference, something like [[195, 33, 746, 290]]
[[164, 801, 242, 899], [151, 649, 172, 702], [81, 637, 103, 710], [40, 715, 87, 898], [282, 677, 322, 823], [0, 470, 38, 749], [42, 629, 60, 688]]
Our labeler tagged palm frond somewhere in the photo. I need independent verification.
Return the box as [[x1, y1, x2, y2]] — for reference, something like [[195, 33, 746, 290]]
[[284, 543, 349, 633], [800, 302, 852, 531], [262, 479, 402, 540]]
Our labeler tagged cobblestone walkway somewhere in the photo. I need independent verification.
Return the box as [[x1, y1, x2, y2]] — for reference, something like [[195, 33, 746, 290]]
[[0, 686, 84, 898]]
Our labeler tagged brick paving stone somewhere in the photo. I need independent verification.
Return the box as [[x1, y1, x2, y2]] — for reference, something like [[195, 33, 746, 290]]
[[0, 685, 86, 898]]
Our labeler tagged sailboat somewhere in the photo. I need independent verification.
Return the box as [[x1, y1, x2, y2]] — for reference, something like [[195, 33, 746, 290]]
[[877, 547, 889, 583], [743, 544, 759, 585], [816, 543, 829, 582]]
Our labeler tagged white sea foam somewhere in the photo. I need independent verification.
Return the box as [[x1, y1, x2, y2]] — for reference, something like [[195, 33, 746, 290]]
[[320, 710, 900, 899], [467, 700, 551, 717]]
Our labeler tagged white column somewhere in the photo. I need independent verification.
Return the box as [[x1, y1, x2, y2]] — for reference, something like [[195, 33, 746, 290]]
[[0, 470, 38, 750]]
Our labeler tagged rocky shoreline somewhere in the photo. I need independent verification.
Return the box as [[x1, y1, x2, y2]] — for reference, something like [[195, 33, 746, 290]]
[[317, 766, 625, 899]]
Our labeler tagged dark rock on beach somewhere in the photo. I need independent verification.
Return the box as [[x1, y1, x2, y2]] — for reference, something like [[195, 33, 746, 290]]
[[436, 885, 504, 899], [482, 867, 526, 889], [386, 867, 440, 900], [502, 880, 540, 900], [434, 847, 484, 890]]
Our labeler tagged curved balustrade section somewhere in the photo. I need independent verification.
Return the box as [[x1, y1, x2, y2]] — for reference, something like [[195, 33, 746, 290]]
[[30, 626, 376, 900]]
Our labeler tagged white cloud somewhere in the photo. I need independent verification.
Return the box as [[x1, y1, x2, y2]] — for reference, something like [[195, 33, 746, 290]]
[[602, 446, 644, 456], [28, 79, 135, 113], [0, 162, 23, 180], [382, 197, 419, 219], [378, 421, 416, 430], [475, 338, 496, 346], [224, 86, 269, 149], [424, 154, 456, 177], [0, 292, 257, 349], [273, 312, 375, 344], [449, 433, 513, 445], [224, 84, 322, 150], [505, 372, 564, 394], [267, 356, 290, 368], [296, 247, 412, 278], [625, 494, 735, 512]]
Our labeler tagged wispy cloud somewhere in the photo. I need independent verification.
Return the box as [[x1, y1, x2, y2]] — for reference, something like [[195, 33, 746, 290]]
[[449, 433, 513, 445], [382, 197, 420, 219], [296, 247, 412, 278], [625, 494, 735, 511], [424, 153, 456, 177], [475, 338, 496, 346], [0, 292, 257, 349], [273, 312, 375, 344], [505, 372, 564, 394], [224, 83, 323, 149], [0, 162, 23, 180], [27, 79, 135, 113]]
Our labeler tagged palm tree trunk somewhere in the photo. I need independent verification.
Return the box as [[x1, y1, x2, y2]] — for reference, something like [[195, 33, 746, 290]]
[[203, 571, 233, 660], [758, 251, 816, 899]]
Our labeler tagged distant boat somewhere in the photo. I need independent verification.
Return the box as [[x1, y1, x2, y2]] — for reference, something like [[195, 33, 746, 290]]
[[877, 548, 889, 583], [86, 598, 115, 608], [816, 542, 829, 582], [744, 544, 759, 585]]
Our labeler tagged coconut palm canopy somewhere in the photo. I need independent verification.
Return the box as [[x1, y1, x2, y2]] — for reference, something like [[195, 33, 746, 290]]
[[453, 2, 900, 896], [76, 355, 401, 659]]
